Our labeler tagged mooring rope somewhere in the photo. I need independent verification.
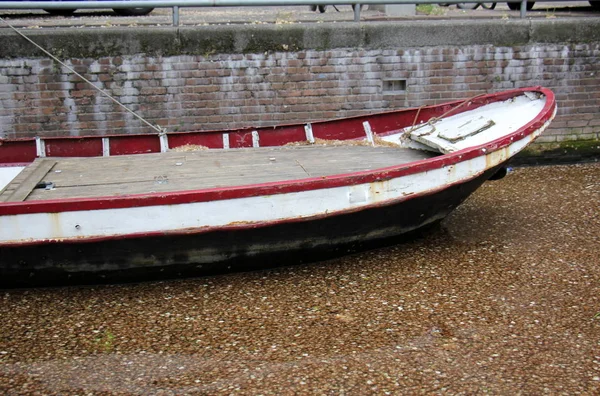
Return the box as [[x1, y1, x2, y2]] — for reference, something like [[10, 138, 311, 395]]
[[0, 17, 165, 134]]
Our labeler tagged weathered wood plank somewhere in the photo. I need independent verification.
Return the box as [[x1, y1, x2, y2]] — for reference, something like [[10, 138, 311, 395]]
[[23, 145, 436, 201], [1, 159, 56, 202], [45, 147, 426, 185]]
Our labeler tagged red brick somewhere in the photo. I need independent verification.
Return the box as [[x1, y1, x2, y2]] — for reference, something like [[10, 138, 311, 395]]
[[1, 46, 598, 142]]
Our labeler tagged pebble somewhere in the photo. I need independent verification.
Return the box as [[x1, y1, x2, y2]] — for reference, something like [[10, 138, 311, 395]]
[[0, 163, 599, 394]]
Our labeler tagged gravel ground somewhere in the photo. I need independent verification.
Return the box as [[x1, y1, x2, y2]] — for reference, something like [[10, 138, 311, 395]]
[[1, 162, 599, 394], [0, 2, 598, 28], [1, 3, 599, 392]]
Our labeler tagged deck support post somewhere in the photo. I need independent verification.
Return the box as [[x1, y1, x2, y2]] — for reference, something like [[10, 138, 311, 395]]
[[223, 133, 230, 149], [159, 133, 169, 153], [102, 138, 110, 157], [363, 121, 375, 146]]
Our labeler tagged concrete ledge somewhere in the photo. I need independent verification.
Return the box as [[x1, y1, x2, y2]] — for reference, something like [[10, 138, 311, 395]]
[[0, 28, 180, 58], [1, 18, 599, 59], [530, 18, 600, 43]]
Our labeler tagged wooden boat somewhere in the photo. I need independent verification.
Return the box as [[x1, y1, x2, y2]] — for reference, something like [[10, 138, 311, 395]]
[[0, 87, 556, 287]]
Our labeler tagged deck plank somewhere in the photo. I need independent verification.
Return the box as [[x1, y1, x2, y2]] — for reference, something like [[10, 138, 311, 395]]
[[20, 145, 436, 201], [0, 159, 56, 202]]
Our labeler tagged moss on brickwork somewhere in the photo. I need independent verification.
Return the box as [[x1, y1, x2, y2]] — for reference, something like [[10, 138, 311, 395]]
[[530, 19, 600, 44], [242, 25, 306, 54], [361, 20, 531, 49], [513, 139, 600, 165], [0, 28, 181, 59], [178, 24, 347, 55], [179, 27, 237, 56]]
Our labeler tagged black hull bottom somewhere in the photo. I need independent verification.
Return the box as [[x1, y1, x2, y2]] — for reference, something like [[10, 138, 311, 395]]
[[0, 167, 501, 288]]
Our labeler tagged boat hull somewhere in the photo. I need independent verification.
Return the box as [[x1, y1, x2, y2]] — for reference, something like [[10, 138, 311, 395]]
[[0, 87, 557, 287], [0, 165, 500, 287]]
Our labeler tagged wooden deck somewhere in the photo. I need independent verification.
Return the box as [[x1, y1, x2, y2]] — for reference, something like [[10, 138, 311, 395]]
[[0, 145, 436, 202]]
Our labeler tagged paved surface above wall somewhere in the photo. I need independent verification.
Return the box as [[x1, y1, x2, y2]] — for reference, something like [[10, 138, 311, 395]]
[[0, 1, 599, 29], [1, 17, 600, 59]]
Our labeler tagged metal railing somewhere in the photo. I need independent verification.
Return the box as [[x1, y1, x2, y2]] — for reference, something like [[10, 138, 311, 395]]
[[0, 1, 574, 26]]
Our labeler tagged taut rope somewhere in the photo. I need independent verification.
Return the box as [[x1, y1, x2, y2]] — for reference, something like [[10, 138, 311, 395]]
[[0, 17, 165, 134]]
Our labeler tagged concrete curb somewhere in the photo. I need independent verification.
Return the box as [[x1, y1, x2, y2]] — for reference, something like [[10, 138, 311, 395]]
[[1, 17, 600, 58]]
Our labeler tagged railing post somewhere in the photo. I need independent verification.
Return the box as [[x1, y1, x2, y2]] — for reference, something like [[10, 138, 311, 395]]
[[353, 3, 361, 22], [173, 5, 180, 27], [520, 0, 527, 18]]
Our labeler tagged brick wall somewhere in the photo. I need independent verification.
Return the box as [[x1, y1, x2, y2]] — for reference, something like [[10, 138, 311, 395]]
[[1, 22, 599, 148]]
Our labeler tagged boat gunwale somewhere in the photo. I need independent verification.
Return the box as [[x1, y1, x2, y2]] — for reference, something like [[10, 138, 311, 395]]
[[0, 87, 556, 217]]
